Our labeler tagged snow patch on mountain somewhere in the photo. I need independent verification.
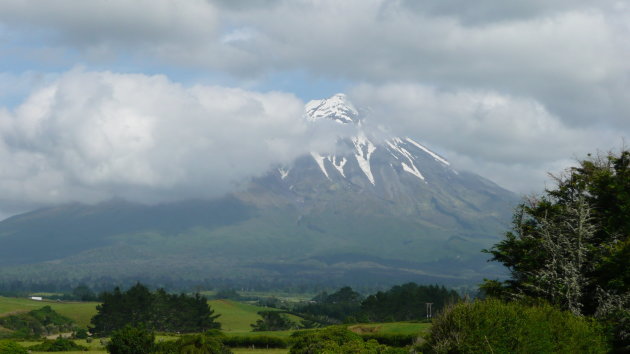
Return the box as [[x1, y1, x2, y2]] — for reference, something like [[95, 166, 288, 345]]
[[331, 156, 347, 177], [352, 134, 376, 185], [302, 93, 452, 186], [406, 138, 450, 166], [305, 93, 358, 124], [311, 152, 330, 179], [402, 162, 425, 181], [278, 167, 290, 180], [386, 138, 426, 181]]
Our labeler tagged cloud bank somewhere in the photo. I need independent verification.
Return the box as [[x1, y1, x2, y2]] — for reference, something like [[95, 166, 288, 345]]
[[0, 0, 629, 212], [350, 84, 621, 191], [0, 70, 346, 212]]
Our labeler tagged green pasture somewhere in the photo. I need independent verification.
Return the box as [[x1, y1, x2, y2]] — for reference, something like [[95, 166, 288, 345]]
[[16, 338, 106, 353], [209, 299, 287, 333], [0, 297, 280, 332], [0, 296, 98, 328], [3, 296, 427, 353]]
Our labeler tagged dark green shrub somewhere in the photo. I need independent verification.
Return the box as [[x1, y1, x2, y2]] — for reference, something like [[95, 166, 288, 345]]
[[28, 337, 88, 351], [0, 340, 28, 354], [223, 335, 288, 348], [0, 306, 74, 339], [74, 328, 89, 339], [251, 311, 296, 331], [106, 324, 155, 354], [289, 326, 406, 353], [360, 333, 416, 347], [154, 334, 232, 354], [600, 309, 630, 352], [424, 299, 610, 353]]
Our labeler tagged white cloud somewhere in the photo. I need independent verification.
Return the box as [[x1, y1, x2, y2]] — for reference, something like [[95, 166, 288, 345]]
[[0, 69, 343, 211], [1, 0, 628, 198], [349, 83, 623, 193], [2, 1, 628, 125]]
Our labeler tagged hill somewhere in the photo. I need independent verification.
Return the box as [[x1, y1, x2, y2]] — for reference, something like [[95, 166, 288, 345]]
[[0, 94, 518, 287]]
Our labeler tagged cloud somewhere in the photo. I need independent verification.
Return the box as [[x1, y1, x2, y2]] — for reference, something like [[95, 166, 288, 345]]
[[350, 83, 623, 192], [1, 0, 628, 198], [4, 1, 627, 125], [0, 0, 218, 45], [0, 69, 346, 212]]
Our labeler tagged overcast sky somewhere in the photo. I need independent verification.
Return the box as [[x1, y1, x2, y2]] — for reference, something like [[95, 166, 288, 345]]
[[0, 0, 629, 216]]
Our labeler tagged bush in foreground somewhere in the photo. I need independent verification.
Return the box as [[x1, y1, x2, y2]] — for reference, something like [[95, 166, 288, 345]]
[[155, 334, 232, 354], [424, 299, 610, 353], [106, 324, 155, 354], [223, 334, 288, 348], [28, 337, 88, 352], [360, 333, 417, 347], [290, 326, 406, 353], [0, 340, 28, 354]]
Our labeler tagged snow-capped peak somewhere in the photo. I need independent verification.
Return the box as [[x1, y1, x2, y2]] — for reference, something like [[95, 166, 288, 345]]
[[290, 94, 454, 187], [305, 93, 358, 124]]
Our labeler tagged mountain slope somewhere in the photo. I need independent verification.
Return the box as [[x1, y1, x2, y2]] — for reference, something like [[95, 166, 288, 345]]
[[0, 94, 518, 286]]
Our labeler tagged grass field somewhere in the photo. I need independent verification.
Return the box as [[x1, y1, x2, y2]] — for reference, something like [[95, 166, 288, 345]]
[[0, 297, 278, 332], [208, 299, 289, 333], [16, 338, 106, 353], [0, 296, 98, 328], [2, 296, 427, 353]]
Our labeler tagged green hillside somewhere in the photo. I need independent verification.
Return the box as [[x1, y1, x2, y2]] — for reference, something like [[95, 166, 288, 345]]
[[0, 297, 287, 334], [208, 299, 283, 333], [0, 297, 97, 328]]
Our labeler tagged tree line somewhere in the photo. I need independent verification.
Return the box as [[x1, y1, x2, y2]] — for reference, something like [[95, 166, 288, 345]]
[[90, 283, 220, 336], [271, 283, 460, 327]]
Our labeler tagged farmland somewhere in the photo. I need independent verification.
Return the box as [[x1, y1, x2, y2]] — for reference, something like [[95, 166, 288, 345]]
[[0, 295, 427, 353]]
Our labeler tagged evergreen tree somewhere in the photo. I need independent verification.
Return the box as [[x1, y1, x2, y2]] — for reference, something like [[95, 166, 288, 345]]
[[360, 283, 460, 322], [90, 283, 220, 336], [251, 311, 296, 331], [482, 149, 630, 350]]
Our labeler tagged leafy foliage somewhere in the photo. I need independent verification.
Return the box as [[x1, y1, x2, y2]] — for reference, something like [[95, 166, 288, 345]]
[[73, 328, 88, 339], [251, 311, 296, 331], [28, 337, 88, 352], [482, 150, 630, 350], [0, 340, 28, 354], [154, 333, 232, 354], [295, 287, 362, 324], [359, 333, 417, 348], [289, 326, 406, 354], [106, 324, 155, 354], [360, 283, 459, 322], [424, 299, 610, 353], [90, 283, 220, 336], [294, 283, 459, 325], [0, 306, 74, 339], [222, 334, 288, 349]]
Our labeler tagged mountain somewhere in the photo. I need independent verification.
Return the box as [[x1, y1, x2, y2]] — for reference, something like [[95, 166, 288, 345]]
[[0, 94, 518, 287]]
